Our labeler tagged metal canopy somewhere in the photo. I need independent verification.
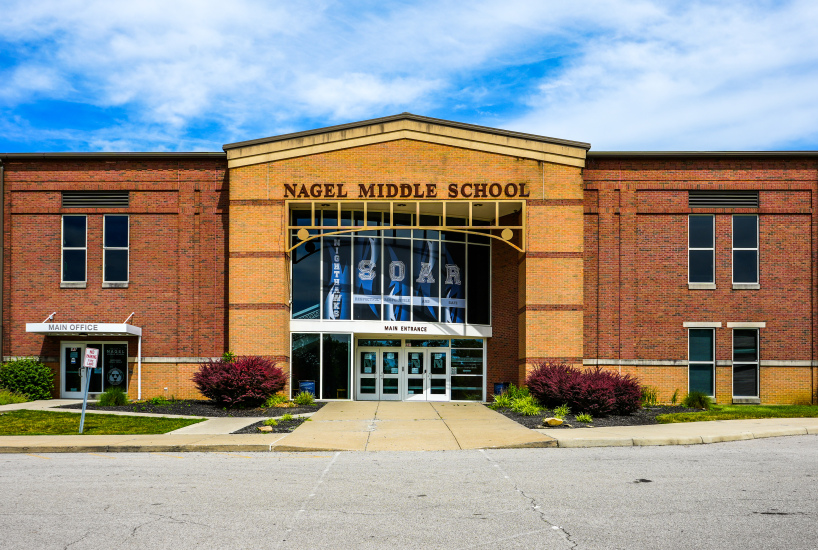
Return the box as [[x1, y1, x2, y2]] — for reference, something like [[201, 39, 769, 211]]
[[25, 323, 142, 337]]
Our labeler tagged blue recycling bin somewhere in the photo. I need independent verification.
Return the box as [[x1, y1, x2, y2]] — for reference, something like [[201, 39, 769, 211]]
[[298, 380, 316, 397]]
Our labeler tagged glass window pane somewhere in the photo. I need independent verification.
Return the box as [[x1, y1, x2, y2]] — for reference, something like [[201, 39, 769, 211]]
[[467, 244, 490, 324], [441, 241, 465, 323], [413, 214, 440, 239], [442, 217, 467, 242], [357, 339, 401, 347], [733, 330, 758, 362], [689, 364, 714, 395], [322, 236, 351, 320], [689, 250, 714, 283], [322, 334, 350, 400], [291, 333, 320, 398], [405, 339, 448, 347], [104, 216, 128, 248], [353, 236, 381, 320], [63, 216, 86, 248], [104, 249, 128, 282], [451, 349, 483, 375], [383, 238, 412, 321], [689, 329, 713, 362], [451, 376, 483, 401], [733, 250, 757, 283], [412, 239, 439, 322], [470, 219, 491, 244], [733, 215, 757, 248], [689, 216, 713, 248], [291, 234, 321, 319], [451, 339, 483, 348], [733, 364, 758, 397], [63, 249, 86, 282], [103, 344, 127, 391]]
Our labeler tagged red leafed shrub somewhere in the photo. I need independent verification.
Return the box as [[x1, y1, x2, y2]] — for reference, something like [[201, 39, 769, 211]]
[[526, 361, 641, 417], [193, 356, 287, 408]]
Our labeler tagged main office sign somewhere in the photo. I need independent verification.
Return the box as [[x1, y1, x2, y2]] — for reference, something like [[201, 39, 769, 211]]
[[283, 182, 532, 200], [26, 323, 143, 337]]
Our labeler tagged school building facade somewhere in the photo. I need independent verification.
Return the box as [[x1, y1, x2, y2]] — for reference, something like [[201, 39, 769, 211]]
[[2, 113, 816, 404]]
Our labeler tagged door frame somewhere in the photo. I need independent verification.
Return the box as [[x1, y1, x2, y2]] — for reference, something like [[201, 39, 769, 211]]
[[60, 341, 128, 398]]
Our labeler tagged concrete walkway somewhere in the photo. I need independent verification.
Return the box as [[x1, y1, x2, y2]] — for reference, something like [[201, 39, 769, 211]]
[[0, 400, 816, 453]]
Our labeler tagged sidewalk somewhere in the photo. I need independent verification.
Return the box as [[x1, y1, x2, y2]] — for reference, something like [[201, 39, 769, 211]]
[[0, 400, 816, 453]]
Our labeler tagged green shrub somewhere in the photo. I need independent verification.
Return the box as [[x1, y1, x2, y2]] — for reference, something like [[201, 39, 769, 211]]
[[263, 418, 278, 426], [510, 395, 542, 416], [263, 392, 289, 408], [682, 390, 711, 410], [292, 391, 315, 406], [641, 386, 659, 407], [0, 359, 54, 400], [553, 404, 570, 419], [0, 388, 30, 405], [98, 387, 129, 406], [671, 389, 680, 405], [145, 396, 171, 406], [280, 413, 294, 421], [576, 412, 593, 423], [489, 391, 513, 410]]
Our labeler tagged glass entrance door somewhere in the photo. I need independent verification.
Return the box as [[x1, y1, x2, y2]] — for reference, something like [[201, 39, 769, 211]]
[[404, 349, 449, 401], [356, 347, 403, 400], [60, 342, 127, 398]]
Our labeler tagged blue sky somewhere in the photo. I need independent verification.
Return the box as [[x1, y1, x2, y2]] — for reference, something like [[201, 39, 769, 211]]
[[1, 0, 817, 152]]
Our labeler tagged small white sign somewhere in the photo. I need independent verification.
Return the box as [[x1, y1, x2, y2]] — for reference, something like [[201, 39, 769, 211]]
[[83, 348, 99, 369]]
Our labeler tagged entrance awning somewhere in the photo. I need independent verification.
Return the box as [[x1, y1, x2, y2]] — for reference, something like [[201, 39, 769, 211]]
[[25, 322, 142, 337]]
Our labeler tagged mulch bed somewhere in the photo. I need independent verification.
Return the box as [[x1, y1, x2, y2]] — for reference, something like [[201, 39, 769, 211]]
[[60, 399, 326, 419], [493, 405, 701, 429]]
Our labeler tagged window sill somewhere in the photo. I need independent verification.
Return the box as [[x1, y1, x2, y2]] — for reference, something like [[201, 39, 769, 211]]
[[60, 282, 86, 289], [732, 283, 760, 290], [688, 283, 716, 290], [732, 397, 761, 404], [102, 282, 129, 288]]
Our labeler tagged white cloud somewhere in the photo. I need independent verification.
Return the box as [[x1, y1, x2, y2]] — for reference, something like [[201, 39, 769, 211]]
[[507, 1, 818, 149], [1, 0, 817, 150]]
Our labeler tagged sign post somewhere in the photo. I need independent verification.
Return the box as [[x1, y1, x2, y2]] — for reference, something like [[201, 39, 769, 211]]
[[79, 347, 99, 434]]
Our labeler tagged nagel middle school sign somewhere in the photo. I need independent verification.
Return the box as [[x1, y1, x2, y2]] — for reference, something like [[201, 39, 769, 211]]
[[283, 182, 533, 199]]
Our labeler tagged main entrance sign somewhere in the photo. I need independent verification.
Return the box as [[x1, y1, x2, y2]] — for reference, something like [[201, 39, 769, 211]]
[[284, 182, 532, 199]]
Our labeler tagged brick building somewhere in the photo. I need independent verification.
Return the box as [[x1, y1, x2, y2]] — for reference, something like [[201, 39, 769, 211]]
[[2, 114, 816, 404]]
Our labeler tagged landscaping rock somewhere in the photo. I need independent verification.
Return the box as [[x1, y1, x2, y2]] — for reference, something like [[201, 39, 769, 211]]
[[543, 417, 564, 426], [257, 425, 273, 432]]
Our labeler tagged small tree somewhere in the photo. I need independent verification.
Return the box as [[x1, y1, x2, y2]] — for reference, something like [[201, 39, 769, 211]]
[[192, 355, 286, 408], [0, 358, 55, 400]]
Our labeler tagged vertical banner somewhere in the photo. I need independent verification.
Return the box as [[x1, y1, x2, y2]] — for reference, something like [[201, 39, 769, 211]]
[[322, 237, 351, 320], [383, 238, 412, 321], [353, 236, 381, 320], [441, 241, 465, 323], [103, 344, 127, 390], [412, 239, 439, 323]]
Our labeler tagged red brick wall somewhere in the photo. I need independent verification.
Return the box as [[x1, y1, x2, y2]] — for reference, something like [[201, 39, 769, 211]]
[[2, 157, 228, 397], [584, 155, 818, 403]]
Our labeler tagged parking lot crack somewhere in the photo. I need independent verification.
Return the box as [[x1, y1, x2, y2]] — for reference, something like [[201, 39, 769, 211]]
[[479, 450, 577, 549]]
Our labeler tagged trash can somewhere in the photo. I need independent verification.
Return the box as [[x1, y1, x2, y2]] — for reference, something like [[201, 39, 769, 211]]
[[493, 382, 510, 395], [298, 380, 316, 397]]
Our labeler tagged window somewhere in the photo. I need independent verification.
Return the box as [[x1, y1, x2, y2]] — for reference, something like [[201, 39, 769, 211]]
[[688, 215, 714, 285], [103, 215, 129, 285], [689, 328, 715, 396], [62, 215, 87, 285], [733, 215, 758, 285], [733, 329, 759, 398]]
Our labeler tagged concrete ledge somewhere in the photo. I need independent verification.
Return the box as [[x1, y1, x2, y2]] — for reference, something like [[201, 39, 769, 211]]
[[633, 436, 704, 446]]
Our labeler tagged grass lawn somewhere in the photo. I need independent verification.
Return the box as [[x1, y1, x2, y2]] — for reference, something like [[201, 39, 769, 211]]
[[0, 409, 205, 435], [657, 404, 818, 424]]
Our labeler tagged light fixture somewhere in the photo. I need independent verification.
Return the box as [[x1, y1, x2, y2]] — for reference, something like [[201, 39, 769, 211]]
[[397, 203, 406, 207], [474, 203, 483, 207]]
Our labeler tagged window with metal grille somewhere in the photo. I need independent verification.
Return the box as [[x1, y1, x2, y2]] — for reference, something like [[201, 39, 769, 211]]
[[688, 191, 758, 208], [62, 191, 129, 208]]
